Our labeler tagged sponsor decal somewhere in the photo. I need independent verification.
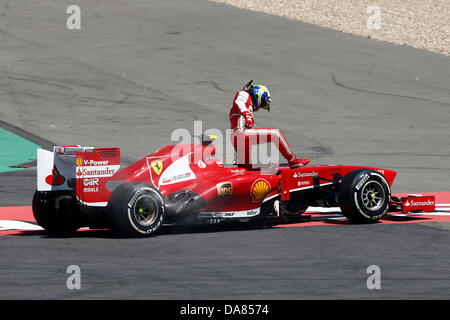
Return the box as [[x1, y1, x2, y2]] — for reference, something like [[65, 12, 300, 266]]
[[198, 208, 260, 219], [405, 199, 435, 207], [251, 179, 270, 201], [83, 187, 98, 193], [76, 157, 83, 166], [45, 165, 65, 186], [76, 165, 119, 178], [223, 212, 235, 217], [56, 147, 78, 156], [83, 178, 99, 186], [217, 182, 233, 199], [297, 180, 310, 187], [83, 159, 109, 166], [230, 169, 245, 176], [401, 195, 436, 213], [293, 171, 318, 178], [161, 172, 192, 184], [151, 160, 163, 175]]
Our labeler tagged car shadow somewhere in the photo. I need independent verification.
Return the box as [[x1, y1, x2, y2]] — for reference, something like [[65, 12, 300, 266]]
[[8, 221, 278, 239]]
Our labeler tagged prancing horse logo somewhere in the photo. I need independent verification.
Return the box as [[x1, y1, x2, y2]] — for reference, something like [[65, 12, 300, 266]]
[[151, 160, 163, 175]]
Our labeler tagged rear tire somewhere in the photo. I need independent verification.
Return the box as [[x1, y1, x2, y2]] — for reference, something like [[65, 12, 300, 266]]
[[339, 169, 391, 223], [107, 183, 165, 237], [32, 191, 79, 235]]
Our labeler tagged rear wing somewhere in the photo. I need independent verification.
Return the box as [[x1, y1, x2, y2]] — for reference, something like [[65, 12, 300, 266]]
[[37, 146, 120, 207]]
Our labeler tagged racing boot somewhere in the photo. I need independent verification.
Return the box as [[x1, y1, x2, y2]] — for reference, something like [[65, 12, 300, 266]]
[[288, 155, 310, 169]]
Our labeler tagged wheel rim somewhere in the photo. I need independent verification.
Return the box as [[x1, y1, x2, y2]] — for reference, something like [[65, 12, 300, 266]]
[[361, 181, 385, 211], [133, 195, 158, 227]]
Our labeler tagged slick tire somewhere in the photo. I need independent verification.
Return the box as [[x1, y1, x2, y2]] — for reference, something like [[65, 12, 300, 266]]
[[107, 183, 165, 238], [32, 191, 79, 235], [339, 169, 391, 224]]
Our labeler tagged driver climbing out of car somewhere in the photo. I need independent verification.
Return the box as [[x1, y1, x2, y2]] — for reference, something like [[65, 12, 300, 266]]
[[229, 80, 311, 169]]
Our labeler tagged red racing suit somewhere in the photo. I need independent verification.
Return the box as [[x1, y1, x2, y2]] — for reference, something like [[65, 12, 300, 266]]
[[229, 90, 295, 167]]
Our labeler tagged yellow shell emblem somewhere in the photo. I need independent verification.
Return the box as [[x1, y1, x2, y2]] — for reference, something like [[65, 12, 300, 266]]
[[252, 179, 270, 201], [151, 160, 163, 175], [76, 157, 83, 166]]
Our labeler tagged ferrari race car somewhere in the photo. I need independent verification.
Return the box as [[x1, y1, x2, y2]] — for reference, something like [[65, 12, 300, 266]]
[[33, 135, 436, 237]]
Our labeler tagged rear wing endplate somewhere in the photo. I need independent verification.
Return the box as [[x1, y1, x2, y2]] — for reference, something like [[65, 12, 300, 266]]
[[37, 146, 120, 207]]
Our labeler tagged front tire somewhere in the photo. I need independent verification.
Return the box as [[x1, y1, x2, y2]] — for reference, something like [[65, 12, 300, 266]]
[[339, 169, 391, 223], [107, 183, 165, 237]]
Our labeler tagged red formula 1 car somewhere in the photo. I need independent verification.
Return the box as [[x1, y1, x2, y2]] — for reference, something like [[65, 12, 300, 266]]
[[32, 136, 435, 237]]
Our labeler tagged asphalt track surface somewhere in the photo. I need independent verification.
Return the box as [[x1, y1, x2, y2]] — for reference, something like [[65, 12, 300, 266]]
[[0, 0, 449, 299]]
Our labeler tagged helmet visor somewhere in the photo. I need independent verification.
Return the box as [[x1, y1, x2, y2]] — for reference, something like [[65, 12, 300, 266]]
[[260, 95, 271, 111]]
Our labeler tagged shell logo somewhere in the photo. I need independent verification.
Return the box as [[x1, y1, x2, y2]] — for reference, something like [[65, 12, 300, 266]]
[[251, 179, 270, 201]]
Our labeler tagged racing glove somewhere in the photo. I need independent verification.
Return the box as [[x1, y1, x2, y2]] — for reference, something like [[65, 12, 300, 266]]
[[242, 111, 255, 129]]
